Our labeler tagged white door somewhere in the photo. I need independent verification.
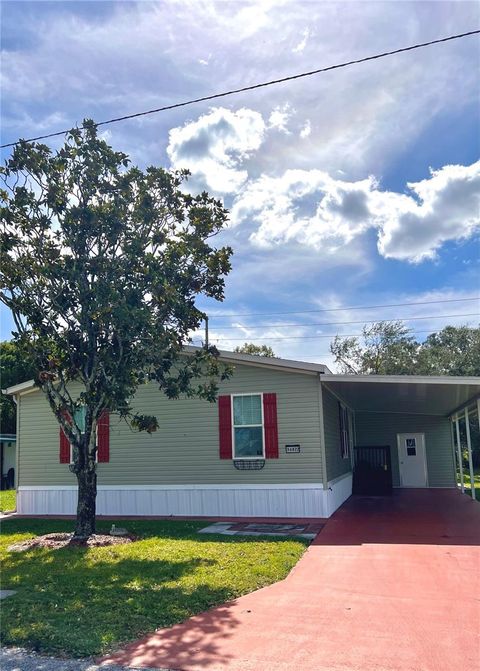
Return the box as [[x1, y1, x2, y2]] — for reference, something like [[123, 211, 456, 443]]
[[397, 433, 427, 487]]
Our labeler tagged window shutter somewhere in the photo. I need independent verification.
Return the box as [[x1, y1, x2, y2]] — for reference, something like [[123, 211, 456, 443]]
[[59, 428, 70, 464], [59, 410, 71, 464], [263, 393, 279, 458], [218, 395, 233, 459], [97, 410, 110, 463]]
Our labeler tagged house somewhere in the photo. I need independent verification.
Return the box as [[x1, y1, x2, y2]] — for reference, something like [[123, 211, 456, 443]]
[[0, 434, 16, 490], [6, 349, 480, 518]]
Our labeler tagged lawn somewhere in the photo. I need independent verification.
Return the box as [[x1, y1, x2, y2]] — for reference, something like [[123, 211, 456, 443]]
[[459, 467, 480, 500], [0, 518, 308, 658], [0, 489, 16, 512]]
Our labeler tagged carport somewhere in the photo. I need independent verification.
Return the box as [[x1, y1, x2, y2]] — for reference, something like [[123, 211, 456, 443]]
[[321, 374, 480, 497]]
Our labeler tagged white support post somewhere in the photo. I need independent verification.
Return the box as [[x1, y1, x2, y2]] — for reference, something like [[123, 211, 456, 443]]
[[464, 408, 475, 500], [455, 417, 464, 493], [450, 421, 458, 488]]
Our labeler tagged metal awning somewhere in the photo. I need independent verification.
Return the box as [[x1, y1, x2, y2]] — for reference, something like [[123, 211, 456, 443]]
[[321, 374, 480, 417]]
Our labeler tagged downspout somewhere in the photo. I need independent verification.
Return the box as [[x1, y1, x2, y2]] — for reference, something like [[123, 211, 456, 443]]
[[317, 375, 328, 492], [12, 393, 19, 495]]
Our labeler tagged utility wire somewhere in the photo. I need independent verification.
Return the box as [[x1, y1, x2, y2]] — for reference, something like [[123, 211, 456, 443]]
[[211, 326, 478, 342], [1, 30, 479, 149], [208, 312, 479, 331], [207, 296, 479, 320]]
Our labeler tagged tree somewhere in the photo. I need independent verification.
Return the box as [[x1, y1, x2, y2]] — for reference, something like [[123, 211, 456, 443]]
[[330, 321, 418, 374], [331, 322, 480, 377], [0, 341, 36, 433], [0, 121, 233, 540], [234, 343, 276, 357], [416, 325, 480, 376]]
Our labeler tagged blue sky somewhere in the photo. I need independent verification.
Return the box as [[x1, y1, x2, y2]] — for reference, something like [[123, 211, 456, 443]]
[[1, 0, 479, 369]]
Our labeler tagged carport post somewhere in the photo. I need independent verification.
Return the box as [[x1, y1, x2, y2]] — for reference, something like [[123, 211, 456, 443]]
[[464, 408, 476, 500], [455, 417, 464, 493]]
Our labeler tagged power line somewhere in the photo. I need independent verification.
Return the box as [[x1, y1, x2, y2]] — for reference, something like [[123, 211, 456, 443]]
[[1, 30, 479, 149], [211, 325, 478, 342], [207, 296, 480, 321], [208, 312, 479, 331]]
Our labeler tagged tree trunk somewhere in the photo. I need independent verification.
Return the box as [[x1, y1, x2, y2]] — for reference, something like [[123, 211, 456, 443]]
[[73, 467, 97, 541]]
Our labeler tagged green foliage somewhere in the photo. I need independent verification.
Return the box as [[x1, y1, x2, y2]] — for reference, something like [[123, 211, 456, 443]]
[[331, 322, 480, 376], [416, 325, 480, 376], [331, 321, 418, 374], [0, 518, 307, 657], [0, 341, 36, 433], [234, 342, 276, 357], [0, 120, 232, 453]]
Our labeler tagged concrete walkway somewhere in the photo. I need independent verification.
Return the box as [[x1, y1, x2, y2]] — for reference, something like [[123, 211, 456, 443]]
[[101, 490, 480, 671]]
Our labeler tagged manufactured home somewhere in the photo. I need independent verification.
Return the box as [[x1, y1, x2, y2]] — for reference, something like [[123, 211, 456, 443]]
[[6, 349, 480, 518]]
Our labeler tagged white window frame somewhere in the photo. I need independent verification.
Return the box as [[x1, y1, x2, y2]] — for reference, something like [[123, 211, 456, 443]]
[[231, 392, 265, 460]]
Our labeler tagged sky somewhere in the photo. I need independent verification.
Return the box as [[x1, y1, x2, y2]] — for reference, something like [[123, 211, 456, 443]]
[[1, 0, 479, 370]]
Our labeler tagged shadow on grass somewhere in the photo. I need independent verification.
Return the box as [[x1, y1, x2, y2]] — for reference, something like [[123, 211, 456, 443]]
[[0, 518, 307, 659], [0, 516, 309, 545], [1, 548, 233, 657]]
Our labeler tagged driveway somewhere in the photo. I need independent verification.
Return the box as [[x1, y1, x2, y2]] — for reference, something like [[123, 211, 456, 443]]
[[101, 490, 480, 671]]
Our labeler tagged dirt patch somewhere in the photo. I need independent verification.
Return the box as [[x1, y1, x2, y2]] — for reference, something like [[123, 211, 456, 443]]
[[8, 532, 135, 552]]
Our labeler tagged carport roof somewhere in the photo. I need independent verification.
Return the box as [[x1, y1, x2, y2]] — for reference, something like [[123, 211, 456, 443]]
[[321, 374, 480, 417]]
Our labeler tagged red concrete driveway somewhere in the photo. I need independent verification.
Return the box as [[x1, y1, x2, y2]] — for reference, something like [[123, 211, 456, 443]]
[[101, 490, 480, 671]]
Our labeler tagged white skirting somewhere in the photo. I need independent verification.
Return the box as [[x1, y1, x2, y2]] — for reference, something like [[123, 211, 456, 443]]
[[324, 472, 353, 517], [17, 475, 352, 519]]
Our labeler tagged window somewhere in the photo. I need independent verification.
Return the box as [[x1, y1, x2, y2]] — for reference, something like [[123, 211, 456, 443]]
[[406, 437, 417, 456], [232, 394, 264, 459]]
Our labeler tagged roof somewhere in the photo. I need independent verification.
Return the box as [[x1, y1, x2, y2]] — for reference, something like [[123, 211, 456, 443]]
[[4, 379, 36, 395], [203, 348, 332, 375], [5, 351, 479, 417], [321, 374, 480, 417], [5, 349, 332, 397]]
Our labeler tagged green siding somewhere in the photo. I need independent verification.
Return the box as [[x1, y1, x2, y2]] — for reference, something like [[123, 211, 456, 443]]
[[322, 386, 352, 481], [355, 412, 455, 487], [18, 364, 324, 486]]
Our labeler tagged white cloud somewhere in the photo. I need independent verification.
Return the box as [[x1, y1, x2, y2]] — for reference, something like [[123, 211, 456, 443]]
[[231, 161, 480, 262], [377, 162, 480, 261], [268, 105, 294, 133], [166, 107, 266, 194], [292, 28, 310, 53], [300, 120, 311, 138]]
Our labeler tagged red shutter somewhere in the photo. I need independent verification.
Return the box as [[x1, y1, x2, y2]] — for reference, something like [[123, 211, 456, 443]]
[[263, 393, 279, 458], [97, 410, 110, 463], [59, 410, 71, 464], [218, 395, 233, 459], [59, 428, 70, 463]]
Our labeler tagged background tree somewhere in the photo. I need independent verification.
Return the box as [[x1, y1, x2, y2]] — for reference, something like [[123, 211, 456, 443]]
[[416, 325, 480, 376], [0, 121, 232, 540], [0, 341, 36, 433], [331, 322, 480, 376], [234, 343, 276, 357], [330, 321, 418, 374], [331, 322, 480, 469]]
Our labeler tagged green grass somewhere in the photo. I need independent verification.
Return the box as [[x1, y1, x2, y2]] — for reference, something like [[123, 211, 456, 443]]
[[0, 518, 308, 658], [0, 489, 16, 512]]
